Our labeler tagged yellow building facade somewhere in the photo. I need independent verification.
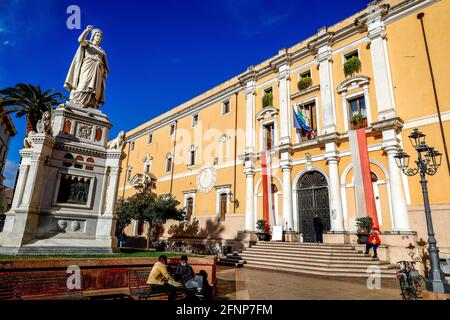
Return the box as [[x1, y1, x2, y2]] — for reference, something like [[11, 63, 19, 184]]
[[118, 0, 450, 258]]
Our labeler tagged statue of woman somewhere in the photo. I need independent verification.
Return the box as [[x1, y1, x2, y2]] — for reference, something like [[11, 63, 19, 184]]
[[64, 25, 110, 109]]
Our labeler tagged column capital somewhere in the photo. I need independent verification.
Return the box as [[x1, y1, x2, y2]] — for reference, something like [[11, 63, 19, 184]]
[[382, 143, 400, 155], [325, 154, 340, 165], [244, 168, 255, 176], [280, 161, 293, 171]]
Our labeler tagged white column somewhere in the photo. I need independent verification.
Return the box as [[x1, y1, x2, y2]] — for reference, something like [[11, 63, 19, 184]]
[[104, 167, 121, 216], [325, 143, 344, 231], [318, 45, 337, 134], [278, 64, 291, 145], [10, 164, 29, 210], [384, 145, 411, 231], [366, 3, 396, 120], [245, 80, 256, 153], [281, 163, 294, 230], [244, 167, 255, 231]]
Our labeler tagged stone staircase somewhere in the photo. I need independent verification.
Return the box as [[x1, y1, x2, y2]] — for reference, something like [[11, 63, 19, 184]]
[[222, 242, 399, 278]]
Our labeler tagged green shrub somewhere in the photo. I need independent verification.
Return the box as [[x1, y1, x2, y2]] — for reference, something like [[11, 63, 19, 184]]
[[344, 56, 361, 77], [351, 113, 364, 128], [356, 216, 372, 233], [256, 219, 267, 233], [262, 92, 273, 108], [297, 76, 313, 91]]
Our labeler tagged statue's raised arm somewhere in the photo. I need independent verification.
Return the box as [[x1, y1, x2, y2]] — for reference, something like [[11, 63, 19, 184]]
[[64, 25, 109, 109], [78, 25, 93, 47]]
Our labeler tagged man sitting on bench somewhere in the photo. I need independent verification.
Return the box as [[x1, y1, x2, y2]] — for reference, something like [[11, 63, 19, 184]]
[[175, 255, 204, 295], [147, 255, 182, 300]]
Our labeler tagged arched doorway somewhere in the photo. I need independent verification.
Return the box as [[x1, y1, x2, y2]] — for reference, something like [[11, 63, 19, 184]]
[[297, 171, 330, 242]]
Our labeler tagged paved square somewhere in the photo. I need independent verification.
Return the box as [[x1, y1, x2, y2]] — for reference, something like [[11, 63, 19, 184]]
[[216, 266, 402, 300]]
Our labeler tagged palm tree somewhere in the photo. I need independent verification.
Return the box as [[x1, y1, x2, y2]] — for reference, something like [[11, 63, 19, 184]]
[[0, 83, 65, 134]]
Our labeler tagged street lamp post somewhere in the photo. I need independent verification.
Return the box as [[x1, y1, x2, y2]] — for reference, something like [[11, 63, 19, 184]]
[[394, 128, 450, 293]]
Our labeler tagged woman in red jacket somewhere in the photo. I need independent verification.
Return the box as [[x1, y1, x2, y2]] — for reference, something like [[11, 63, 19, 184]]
[[365, 228, 381, 258]]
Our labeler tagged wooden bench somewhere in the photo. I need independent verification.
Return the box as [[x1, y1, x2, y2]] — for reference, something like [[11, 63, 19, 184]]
[[128, 269, 186, 300], [0, 271, 84, 300]]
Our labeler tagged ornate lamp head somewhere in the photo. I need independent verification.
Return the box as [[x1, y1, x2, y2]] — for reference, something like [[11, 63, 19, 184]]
[[426, 147, 442, 171], [408, 128, 426, 148], [394, 148, 410, 171]]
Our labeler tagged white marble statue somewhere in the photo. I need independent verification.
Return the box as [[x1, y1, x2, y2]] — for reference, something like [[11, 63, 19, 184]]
[[108, 131, 126, 150], [36, 111, 52, 135], [64, 25, 110, 109]]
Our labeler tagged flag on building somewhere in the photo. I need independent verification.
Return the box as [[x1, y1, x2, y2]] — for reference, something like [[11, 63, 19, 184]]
[[348, 128, 380, 230], [293, 107, 316, 138], [261, 150, 276, 229]]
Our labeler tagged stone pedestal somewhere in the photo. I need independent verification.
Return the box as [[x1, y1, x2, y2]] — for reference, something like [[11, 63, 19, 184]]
[[283, 231, 299, 242], [0, 103, 125, 254]]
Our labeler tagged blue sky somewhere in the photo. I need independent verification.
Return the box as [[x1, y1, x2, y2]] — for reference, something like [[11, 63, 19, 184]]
[[0, 0, 369, 187]]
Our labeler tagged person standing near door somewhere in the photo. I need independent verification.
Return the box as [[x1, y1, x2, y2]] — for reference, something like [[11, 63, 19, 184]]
[[313, 214, 324, 243]]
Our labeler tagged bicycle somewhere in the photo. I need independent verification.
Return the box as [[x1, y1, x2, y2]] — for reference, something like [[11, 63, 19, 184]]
[[396, 261, 427, 300], [207, 243, 223, 258]]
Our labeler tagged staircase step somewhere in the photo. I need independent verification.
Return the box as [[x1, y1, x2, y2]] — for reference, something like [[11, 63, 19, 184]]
[[244, 263, 397, 278], [217, 259, 244, 267], [256, 242, 356, 249], [219, 257, 246, 264], [244, 248, 368, 257], [252, 244, 355, 251], [241, 251, 379, 262], [239, 253, 390, 266], [245, 260, 397, 274], [242, 256, 396, 269]]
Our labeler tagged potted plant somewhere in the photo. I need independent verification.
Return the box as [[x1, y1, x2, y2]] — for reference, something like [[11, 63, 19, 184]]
[[343, 56, 361, 77], [262, 92, 273, 109], [297, 76, 312, 91], [256, 219, 271, 241], [355, 216, 372, 244], [351, 112, 365, 129]]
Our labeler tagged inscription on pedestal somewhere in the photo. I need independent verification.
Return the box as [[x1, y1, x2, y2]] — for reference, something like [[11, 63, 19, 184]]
[[57, 175, 91, 205]]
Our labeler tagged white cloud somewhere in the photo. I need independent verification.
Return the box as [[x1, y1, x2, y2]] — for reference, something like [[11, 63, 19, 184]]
[[3, 159, 18, 188]]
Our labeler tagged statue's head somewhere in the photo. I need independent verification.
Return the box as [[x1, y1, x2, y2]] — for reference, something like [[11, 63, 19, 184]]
[[90, 29, 103, 46], [119, 131, 126, 140]]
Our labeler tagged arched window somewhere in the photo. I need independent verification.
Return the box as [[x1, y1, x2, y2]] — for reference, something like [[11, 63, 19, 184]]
[[371, 171, 378, 182], [63, 153, 74, 167], [165, 153, 173, 173], [186, 197, 194, 218], [188, 145, 197, 167], [126, 166, 132, 182], [86, 157, 95, 171], [95, 128, 103, 141], [219, 193, 228, 221], [63, 120, 72, 134], [75, 155, 84, 169]]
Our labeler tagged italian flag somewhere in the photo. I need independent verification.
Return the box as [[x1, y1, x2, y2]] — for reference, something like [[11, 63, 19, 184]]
[[261, 150, 276, 230], [349, 128, 380, 231]]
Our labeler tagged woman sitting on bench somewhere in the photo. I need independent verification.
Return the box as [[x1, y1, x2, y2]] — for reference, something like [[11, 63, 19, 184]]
[[147, 255, 182, 300]]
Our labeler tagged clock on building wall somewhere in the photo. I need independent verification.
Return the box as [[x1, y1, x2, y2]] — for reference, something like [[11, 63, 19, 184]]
[[196, 166, 216, 194]]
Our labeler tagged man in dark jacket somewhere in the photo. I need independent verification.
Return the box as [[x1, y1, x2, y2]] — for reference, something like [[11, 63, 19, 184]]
[[313, 214, 324, 243], [175, 255, 203, 292]]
